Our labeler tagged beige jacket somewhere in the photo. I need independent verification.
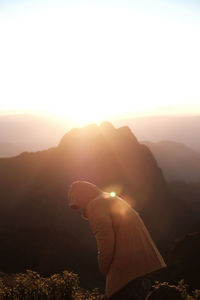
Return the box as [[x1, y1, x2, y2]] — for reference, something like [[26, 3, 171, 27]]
[[68, 181, 166, 298]]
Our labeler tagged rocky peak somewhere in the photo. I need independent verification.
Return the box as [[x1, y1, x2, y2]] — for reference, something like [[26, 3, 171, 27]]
[[58, 124, 100, 149], [57, 122, 170, 242]]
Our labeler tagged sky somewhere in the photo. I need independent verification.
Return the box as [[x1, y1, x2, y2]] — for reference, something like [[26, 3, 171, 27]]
[[0, 0, 200, 125]]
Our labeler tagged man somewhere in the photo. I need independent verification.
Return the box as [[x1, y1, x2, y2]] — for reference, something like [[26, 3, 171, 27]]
[[68, 181, 166, 299]]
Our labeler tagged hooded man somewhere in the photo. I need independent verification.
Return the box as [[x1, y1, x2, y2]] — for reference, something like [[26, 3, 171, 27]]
[[68, 181, 166, 299]]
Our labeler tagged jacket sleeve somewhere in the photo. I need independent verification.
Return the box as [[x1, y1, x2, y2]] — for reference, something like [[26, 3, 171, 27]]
[[87, 199, 115, 276]]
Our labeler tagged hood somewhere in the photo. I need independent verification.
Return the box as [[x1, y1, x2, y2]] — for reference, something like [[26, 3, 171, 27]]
[[68, 181, 102, 210]]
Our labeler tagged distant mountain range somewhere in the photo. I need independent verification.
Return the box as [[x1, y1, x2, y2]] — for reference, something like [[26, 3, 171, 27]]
[[143, 141, 200, 182], [115, 115, 200, 152], [0, 114, 69, 152], [1, 114, 200, 183], [0, 122, 199, 289], [0, 114, 200, 153], [0, 142, 24, 157]]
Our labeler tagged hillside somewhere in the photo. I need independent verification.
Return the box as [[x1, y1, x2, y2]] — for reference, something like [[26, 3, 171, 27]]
[[0, 122, 199, 290], [0, 122, 174, 288], [144, 141, 200, 182], [166, 232, 200, 291]]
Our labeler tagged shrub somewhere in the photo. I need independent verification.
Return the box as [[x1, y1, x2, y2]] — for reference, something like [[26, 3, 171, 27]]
[[0, 270, 103, 300], [147, 280, 200, 300]]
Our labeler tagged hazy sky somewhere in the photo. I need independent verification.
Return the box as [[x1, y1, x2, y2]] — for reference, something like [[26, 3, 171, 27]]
[[0, 0, 200, 125]]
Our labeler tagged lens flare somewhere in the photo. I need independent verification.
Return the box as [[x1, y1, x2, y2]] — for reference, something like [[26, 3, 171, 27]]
[[110, 192, 116, 198]]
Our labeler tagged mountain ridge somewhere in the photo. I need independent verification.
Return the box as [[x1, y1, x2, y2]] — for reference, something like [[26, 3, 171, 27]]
[[1, 114, 200, 155]]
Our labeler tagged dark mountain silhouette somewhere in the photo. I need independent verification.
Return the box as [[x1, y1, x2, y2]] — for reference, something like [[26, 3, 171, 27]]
[[148, 231, 200, 291], [144, 141, 200, 182], [166, 232, 200, 290], [0, 122, 199, 289], [58, 122, 174, 240], [168, 181, 200, 232]]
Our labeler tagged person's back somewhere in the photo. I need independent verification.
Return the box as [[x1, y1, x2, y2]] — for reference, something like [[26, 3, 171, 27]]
[[86, 194, 166, 297]]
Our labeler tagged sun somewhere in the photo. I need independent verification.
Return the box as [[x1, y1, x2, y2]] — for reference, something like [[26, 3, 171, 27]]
[[51, 98, 124, 127], [53, 105, 107, 126]]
